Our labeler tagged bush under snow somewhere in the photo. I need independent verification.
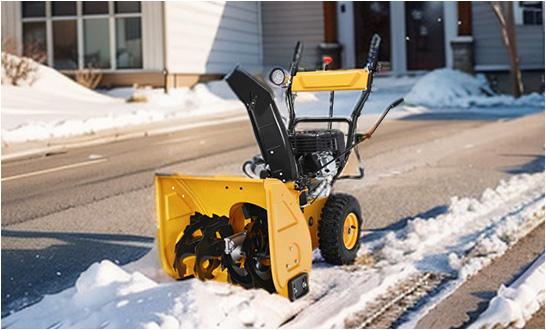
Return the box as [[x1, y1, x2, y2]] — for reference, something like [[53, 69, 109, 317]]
[[1, 52, 40, 86]]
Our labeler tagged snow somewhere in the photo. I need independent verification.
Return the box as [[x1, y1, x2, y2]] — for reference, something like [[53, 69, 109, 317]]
[[403, 68, 545, 109], [2, 62, 414, 145], [1, 57, 245, 144], [3, 57, 544, 145], [468, 254, 545, 329], [3, 171, 544, 329]]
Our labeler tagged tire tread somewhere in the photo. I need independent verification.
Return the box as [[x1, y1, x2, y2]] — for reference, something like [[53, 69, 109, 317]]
[[318, 194, 362, 265]]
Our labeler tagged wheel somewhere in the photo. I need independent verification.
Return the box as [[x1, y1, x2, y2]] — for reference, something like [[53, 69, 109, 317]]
[[318, 194, 363, 265]]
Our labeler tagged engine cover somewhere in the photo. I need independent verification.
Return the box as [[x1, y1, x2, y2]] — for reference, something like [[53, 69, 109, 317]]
[[290, 129, 345, 157]]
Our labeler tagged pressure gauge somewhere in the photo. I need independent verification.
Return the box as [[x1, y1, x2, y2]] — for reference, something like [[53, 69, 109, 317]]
[[269, 67, 287, 86]]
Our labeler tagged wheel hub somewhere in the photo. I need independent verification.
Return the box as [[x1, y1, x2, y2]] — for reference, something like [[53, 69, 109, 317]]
[[343, 213, 359, 250]]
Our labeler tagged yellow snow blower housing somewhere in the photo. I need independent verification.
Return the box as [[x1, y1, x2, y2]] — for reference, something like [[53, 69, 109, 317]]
[[155, 34, 403, 300], [155, 174, 326, 299]]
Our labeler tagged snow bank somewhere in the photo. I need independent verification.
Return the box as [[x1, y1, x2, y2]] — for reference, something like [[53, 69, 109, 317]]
[[1, 61, 244, 143], [468, 254, 545, 329], [3, 171, 544, 329], [3, 59, 544, 145], [2, 53, 112, 103], [404, 68, 545, 109], [2, 57, 418, 145]]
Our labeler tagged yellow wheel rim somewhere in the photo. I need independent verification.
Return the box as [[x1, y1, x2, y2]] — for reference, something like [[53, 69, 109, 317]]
[[343, 213, 359, 250]]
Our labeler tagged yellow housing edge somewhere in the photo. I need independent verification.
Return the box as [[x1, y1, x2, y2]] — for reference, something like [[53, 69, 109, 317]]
[[291, 69, 370, 92], [154, 173, 322, 298]]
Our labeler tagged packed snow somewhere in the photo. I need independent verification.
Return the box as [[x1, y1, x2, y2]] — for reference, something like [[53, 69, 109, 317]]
[[3, 54, 544, 146], [468, 253, 544, 329], [1, 55, 413, 144], [403, 68, 545, 109], [3, 171, 544, 329], [1, 57, 246, 144]]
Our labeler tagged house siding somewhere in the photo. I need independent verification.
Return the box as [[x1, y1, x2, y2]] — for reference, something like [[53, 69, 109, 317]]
[[163, 1, 262, 75], [472, 2, 545, 70], [1, 1, 22, 54], [261, 1, 324, 69], [142, 1, 164, 71]]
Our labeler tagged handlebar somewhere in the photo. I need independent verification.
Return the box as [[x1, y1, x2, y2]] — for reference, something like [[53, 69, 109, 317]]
[[366, 34, 381, 73], [289, 41, 303, 77], [391, 98, 404, 108]]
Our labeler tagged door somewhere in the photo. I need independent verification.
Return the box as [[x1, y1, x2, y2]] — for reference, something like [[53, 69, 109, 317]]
[[405, 1, 445, 70], [353, 1, 391, 70]]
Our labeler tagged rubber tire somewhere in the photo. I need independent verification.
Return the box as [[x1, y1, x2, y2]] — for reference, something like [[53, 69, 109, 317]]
[[318, 194, 363, 265]]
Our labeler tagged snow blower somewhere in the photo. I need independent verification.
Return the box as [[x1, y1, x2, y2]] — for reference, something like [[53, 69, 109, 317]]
[[155, 34, 403, 301]]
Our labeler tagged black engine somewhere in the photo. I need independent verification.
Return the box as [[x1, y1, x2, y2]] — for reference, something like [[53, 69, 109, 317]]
[[290, 129, 345, 176], [290, 129, 345, 157]]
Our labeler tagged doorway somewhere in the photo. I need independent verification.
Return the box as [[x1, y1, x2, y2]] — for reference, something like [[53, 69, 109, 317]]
[[405, 1, 445, 70], [353, 1, 391, 70]]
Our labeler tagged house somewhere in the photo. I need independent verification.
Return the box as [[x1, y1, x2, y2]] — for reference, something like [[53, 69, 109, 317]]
[[1, 1, 544, 93]]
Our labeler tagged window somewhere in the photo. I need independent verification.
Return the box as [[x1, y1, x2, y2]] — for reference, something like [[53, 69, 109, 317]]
[[22, 1, 45, 18], [83, 1, 111, 69], [114, 2, 142, 68], [84, 19, 110, 68], [83, 1, 108, 15], [52, 2, 76, 16], [115, 1, 141, 14], [52, 20, 78, 70], [116, 17, 142, 69], [20, 1, 143, 70], [22, 22, 46, 59], [22, 2, 47, 61], [50, 2, 78, 70], [515, 2, 544, 25]]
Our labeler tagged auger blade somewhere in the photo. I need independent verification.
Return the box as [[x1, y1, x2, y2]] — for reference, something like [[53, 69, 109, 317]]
[[194, 215, 234, 280], [173, 212, 210, 278], [244, 217, 275, 293]]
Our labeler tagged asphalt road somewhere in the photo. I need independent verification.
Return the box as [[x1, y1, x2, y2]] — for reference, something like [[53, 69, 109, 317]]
[[2, 111, 544, 317]]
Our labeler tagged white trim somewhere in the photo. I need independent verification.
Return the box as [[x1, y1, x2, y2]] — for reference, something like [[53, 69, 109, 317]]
[[444, 1, 458, 69], [475, 64, 546, 71], [514, 1, 525, 25], [108, 1, 116, 70], [81, 14, 110, 19], [390, 2, 406, 74], [162, 1, 168, 75], [336, 1, 355, 68], [50, 16, 77, 21], [21, 17, 47, 23], [114, 13, 141, 18], [76, 1, 83, 69], [45, 1, 53, 66]]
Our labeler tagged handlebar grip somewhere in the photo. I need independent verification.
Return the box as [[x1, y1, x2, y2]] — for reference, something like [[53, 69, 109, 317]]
[[290, 41, 303, 76], [392, 98, 404, 108], [366, 34, 382, 71]]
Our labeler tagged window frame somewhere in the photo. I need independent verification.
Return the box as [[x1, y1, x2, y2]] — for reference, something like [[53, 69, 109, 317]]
[[21, 1, 143, 71], [514, 1, 544, 26]]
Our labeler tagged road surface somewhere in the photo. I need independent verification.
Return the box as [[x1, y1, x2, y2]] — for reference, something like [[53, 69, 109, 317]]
[[2, 111, 544, 319]]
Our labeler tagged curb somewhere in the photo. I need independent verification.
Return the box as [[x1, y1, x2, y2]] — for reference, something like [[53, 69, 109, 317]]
[[2, 114, 248, 162]]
